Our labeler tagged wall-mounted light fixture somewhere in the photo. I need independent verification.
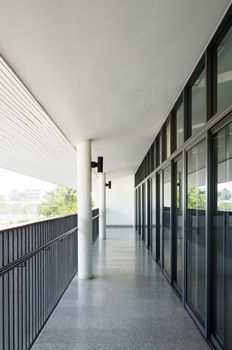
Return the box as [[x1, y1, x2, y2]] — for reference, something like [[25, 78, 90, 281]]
[[91, 156, 103, 173], [105, 181, 111, 189]]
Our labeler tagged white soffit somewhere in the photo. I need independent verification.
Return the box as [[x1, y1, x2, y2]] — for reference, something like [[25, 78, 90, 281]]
[[0, 56, 76, 188], [0, 0, 231, 185]]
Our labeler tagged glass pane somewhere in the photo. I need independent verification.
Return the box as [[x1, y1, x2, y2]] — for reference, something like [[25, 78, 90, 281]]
[[163, 165, 171, 276], [135, 189, 138, 230], [187, 140, 206, 326], [158, 172, 162, 263], [228, 215, 232, 350], [167, 121, 171, 158], [138, 188, 140, 234], [217, 25, 232, 114], [212, 129, 226, 345], [147, 180, 151, 249], [164, 120, 171, 159], [139, 187, 141, 236], [153, 143, 156, 169], [174, 158, 183, 290], [156, 136, 161, 166], [191, 68, 206, 136], [152, 176, 156, 257], [142, 184, 145, 240], [212, 122, 232, 348], [143, 183, 147, 242], [159, 134, 162, 164], [176, 103, 184, 149]]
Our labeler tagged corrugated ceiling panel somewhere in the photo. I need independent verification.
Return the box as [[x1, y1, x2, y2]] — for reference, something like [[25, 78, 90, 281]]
[[0, 56, 76, 188]]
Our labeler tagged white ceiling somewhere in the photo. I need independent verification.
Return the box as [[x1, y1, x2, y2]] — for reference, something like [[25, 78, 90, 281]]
[[0, 56, 76, 186], [0, 0, 231, 187]]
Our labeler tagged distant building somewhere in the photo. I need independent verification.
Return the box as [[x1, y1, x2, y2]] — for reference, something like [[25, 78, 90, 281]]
[[8, 189, 46, 203], [25, 189, 46, 203]]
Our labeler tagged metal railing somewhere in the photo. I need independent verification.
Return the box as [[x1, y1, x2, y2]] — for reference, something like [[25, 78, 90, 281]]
[[0, 209, 99, 350]]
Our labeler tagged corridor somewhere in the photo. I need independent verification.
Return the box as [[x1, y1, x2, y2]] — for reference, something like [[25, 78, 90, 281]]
[[32, 228, 210, 350]]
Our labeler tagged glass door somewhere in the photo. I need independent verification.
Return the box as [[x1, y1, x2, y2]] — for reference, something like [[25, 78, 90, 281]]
[[211, 121, 232, 350], [135, 189, 138, 231], [156, 172, 162, 265], [147, 179, 152, 251], [141, 183, 145, 241], [144, 182, 147, 243], [151, 175, 156, 258], [138, 186, 141, 236], [173, 156, 183, 293], [163, 165, 171, 278], [186, 140, 206, 327]]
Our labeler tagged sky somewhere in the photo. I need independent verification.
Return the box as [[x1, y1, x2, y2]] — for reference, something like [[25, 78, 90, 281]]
[[0, 167, 57, 197]]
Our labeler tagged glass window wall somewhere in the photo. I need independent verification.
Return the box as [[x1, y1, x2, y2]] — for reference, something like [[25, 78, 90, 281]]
[[217, 24, 232, 114], [163, 165, 171, 277], [159, 134, 162, 164], [157, 172, 162, 264], [187, 140, 206, 326], [164, 119, 171, 159], [152, 176, 156, 258], [191, 68, 206, 136], [173, 157, 183, 290], [212, 122, 232, 349], [176, 102, 184, 149]]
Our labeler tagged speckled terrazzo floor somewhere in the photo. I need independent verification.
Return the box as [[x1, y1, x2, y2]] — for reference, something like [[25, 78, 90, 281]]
[[32, 228, 210, 350]]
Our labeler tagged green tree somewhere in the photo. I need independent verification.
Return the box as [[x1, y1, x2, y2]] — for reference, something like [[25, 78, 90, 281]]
[[188, 188, 206, 209], [38, 187, 77, 218]]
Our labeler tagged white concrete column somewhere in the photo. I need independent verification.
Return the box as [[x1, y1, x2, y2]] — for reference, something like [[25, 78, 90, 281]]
[[98, 172, 106, 240], [77, 140, 92, 279]]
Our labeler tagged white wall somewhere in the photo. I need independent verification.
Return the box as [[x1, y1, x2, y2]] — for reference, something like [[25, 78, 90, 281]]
[[106, 175, 134, 226]]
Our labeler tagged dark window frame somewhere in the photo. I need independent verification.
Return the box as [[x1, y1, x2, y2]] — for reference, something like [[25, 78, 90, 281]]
[[156, 133, 162, 167], [134, 5, 232, 350], [211, 6, 232, 117], [162, 115, 172, 161], [186, 56, 206, 138], [173, 94, 185, 151]]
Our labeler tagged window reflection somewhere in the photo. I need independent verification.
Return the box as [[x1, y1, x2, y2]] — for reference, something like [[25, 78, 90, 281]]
[[152, 176, 156, 258], [187, 140, 206, 326], [228, 215, 232, 350], [159, 134, 162, 164], [217, 25, 232, 114], [144, 182, 148, 244], [164, 120, 171, 159], [163, 166, 171, 277], [212, 122, 232, 347], [166, 121, 171, 158], [217, 180, 232, 211], [176, 103, 184, 149], [174, 158, 183, 290], [191, 68, 206, 136]]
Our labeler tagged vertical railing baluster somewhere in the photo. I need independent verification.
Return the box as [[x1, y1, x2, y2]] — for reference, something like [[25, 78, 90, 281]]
[[13, 229, 18, 350], [8, 230, 14, 350], [0, 213, 99, 350], [0, 233, 3, 350], [27, 225, 31, 348], [25, 226, 28, 348], [18, 228, 22, 350]]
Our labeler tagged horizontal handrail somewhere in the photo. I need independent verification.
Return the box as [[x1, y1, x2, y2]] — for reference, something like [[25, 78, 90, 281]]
[[0, 213, 99, 277], [0, 209, 99, 233], [0, 226, 78, 277], [0, 209, 98, 350], [0, 213, 77, 233]]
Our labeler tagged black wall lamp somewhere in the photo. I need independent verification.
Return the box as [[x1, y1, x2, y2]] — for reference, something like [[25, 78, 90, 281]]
[[105, 181, 112, 189], [91, 156, 103, 173]]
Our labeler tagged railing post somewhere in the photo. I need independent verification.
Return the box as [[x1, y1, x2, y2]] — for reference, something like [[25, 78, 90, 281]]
[[98, 172, 106, 240], [77, 140, 92, 279]]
